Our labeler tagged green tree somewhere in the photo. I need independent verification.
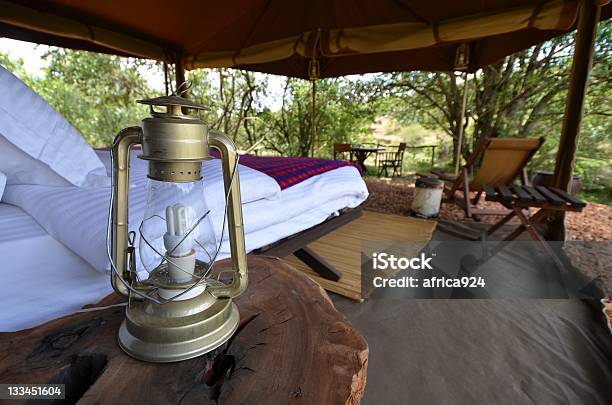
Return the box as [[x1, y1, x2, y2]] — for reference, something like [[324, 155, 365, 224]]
[[378, 20, 611, 195], [38, 49, 154, 146], [0, 52, 36, 88], [187, 68, 266, 145], [265, 77, 378, 157]]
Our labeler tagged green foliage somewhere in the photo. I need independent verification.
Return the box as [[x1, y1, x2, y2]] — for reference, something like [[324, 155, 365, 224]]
[[187, 72, 379, 157], [40, 49, 153, 146], [0, 53, 36, 88], [265, 78, 378, 157], [1, 49, 152, 147], [579, 189, 612, 205], [376, 21, 611, 202], [187, 68, 266, 143]]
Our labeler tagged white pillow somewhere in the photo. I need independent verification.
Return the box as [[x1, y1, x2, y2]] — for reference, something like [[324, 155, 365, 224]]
[[0, 171, 6, 200], [0, 65, 109, 187]]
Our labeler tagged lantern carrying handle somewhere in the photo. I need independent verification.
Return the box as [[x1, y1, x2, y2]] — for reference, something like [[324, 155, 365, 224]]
[[110, 126, 142, 298], [206, 131, 249, 298]]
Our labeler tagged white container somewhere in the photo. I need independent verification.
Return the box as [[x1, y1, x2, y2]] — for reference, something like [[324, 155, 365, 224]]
[[411, 177, 444, 218]]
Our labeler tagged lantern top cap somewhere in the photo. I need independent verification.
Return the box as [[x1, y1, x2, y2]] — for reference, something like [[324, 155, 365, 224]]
[[137, 95, 208, 111]]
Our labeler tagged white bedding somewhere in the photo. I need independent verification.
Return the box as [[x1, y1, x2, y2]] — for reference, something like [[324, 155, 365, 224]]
[[0, 66, 109, 187], [0, 204, 111, 331], [0, 68, 368, 331], [4, 151, 367, 274], [219, 165, 367, 254], [4, 151, 282, 273], [1, 154, 367, 331]]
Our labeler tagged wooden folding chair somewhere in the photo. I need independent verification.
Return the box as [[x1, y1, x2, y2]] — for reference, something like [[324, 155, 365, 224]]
[[482, 183, 586, 271], [424, 137, 544, 219], [333, 143, 353, 161], [377, 142, 406, 177]]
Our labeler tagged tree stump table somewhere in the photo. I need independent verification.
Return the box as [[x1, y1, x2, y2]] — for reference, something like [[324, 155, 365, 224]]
[[0, 256, 368, 404]]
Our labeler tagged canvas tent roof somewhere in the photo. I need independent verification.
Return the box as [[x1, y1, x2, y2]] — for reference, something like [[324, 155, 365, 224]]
[[1, 0, 610, 78]]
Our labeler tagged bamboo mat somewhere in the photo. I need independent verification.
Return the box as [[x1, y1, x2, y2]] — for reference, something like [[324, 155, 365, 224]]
[[284, 210, 437, 301]]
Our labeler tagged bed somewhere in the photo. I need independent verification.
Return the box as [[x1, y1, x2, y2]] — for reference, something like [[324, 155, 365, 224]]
[[0, 153, 367, 331], [4, 149, 367, 272], [0, 65, 369, 331], [0, 203, 111, 331]]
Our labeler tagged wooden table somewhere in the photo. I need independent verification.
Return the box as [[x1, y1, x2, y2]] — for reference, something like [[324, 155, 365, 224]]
[[0, 257, 368, 404], [350, 146, 384, 173]]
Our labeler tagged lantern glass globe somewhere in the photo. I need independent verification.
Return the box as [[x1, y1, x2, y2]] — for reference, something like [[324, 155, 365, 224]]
[[138, 177, 217, 280]]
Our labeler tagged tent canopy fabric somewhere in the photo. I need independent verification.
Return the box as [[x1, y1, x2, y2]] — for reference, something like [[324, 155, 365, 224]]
[[0, 0, 610, 78]]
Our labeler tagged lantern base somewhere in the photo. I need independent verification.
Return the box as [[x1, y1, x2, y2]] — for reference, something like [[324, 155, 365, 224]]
[[118, 289, 239, 362]]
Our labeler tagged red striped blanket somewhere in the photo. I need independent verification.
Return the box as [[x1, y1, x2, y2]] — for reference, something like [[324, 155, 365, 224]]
[[98, 147, 362, 190], [211, 151, 362, 190]]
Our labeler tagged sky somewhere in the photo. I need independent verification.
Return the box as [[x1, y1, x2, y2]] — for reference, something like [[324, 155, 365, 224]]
[[0, 37, 287, 110], [1, 38, 48, 74]]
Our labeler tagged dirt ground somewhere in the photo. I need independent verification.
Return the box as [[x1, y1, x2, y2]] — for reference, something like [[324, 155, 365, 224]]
[[363, 177, 612, 294]]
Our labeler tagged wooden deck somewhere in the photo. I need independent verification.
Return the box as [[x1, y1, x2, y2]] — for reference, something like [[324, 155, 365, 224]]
[[284, 210, 437, 301]]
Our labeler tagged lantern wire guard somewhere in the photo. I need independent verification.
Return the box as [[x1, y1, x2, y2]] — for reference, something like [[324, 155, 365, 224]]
[[105, 152, 238, 304], [105, 94, 248, 362]]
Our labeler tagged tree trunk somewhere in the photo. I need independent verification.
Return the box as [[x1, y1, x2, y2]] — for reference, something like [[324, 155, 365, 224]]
[[0, 257, 368, 405], [175, 54, 187, 97]]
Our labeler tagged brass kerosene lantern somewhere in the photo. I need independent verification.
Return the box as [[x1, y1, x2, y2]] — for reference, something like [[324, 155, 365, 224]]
[[108, 95, 247, 362]]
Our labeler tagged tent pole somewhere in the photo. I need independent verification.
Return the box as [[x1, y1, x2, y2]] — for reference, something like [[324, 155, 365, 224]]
[[454, 72, 469, 175], [175, 53, 188, 98], [549, 0, 601, 241], [310, 80, 317, 157], [163, 62, 169, 96]]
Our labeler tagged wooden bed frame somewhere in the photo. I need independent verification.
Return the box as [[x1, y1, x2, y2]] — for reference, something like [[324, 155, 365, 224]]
[[251, 206, 363, 281]]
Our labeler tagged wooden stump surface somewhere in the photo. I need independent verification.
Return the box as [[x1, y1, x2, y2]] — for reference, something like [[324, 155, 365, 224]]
[[0, 256, 368, 404]]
